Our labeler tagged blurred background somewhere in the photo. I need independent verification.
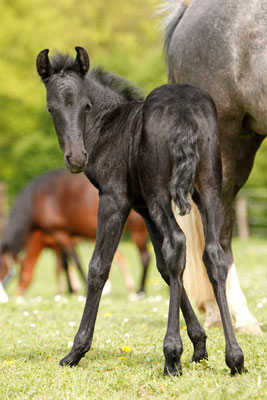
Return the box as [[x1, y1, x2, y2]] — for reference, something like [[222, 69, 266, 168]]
[[0, 0, 267, 236]]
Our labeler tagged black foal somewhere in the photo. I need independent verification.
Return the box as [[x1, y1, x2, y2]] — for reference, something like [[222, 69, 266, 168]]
[[36, 46, 245, 375]]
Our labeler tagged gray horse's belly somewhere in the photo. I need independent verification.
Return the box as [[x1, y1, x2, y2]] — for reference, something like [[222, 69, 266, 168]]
[[168, 0, 267, 133]]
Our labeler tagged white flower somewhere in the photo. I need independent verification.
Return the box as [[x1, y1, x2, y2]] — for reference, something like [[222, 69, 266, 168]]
[[69, 321, 75, 327], [77, 295, 85, 303], [106, 339, 111, 344], [54, 294, 62, 302], [257, 303, 263, 309], [23, 311, 29, 317], [152, 308, 158, 313], [33, 309, 39, 314], [123, 318, 129, 323], [125, 333, 130, 338], [35, 296, 43, 303], [17, 340, 23, 344], [16, 297, 26, 305], [68, 341, 73, 348], [30, 323, 36, 328]]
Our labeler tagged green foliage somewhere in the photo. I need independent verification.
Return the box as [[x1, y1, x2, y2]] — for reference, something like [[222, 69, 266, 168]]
[[0, 0, 266, 201], [0, 0, 165, 199]]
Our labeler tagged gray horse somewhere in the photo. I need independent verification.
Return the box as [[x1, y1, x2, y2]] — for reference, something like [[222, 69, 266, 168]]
[[163, 0, 266, 333]]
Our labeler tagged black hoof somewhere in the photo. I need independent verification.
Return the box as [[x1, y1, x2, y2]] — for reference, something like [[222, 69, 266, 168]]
[[190, 349, 208, 363], [164, 361, 182, 377], [59, 351, 84, 367], [226, 346, 245, 375], [136, 290, 146, 299], [230, 365, 248, 375]]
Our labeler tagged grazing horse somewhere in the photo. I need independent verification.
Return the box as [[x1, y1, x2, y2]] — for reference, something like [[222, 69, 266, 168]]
[[0, 169, 149, 296], [163, 0, 266, 334], [36, 46, 245, 375]]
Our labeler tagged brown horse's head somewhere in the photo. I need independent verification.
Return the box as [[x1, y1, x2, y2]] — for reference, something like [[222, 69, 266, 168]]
[[36, 47, 91, 173]]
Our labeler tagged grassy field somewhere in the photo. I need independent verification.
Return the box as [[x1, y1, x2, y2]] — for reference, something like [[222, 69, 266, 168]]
[[0, 238, 266, 399]]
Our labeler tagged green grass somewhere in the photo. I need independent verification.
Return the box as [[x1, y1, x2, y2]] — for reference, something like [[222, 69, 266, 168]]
[[0, 238, 267, 399]]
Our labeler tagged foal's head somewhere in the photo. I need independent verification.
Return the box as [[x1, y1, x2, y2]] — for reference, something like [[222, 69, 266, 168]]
[[36, 47, 91, 173]]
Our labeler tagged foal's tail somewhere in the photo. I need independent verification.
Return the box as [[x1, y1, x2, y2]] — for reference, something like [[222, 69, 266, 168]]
[[169, 112, 199, 216]]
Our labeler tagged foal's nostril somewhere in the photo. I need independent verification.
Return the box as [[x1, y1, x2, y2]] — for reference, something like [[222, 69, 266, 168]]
[[83, 150, 88, 164], [65, 152, 72, 165]]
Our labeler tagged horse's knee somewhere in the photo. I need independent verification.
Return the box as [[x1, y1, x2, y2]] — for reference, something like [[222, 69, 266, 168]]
[[88, 261, 109, 291], [162, 230, 186, 277], [203, 242, 228, 285]]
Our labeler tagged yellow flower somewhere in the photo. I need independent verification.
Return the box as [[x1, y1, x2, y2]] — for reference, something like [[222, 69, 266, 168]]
[[104, 312, 112, 318], [4, 360, 15, 365], [141, 324, 147, 329], [183, 325, 187, 330], [118, 356, 125, 360], [120, 345, 133, 353]]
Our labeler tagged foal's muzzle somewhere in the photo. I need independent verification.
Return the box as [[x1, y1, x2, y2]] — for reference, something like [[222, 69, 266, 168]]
[[64, 142, 88, 173]]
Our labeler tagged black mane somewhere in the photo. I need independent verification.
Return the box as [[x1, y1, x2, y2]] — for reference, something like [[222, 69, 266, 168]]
[[50, 52, 144, 102], [50, 52, 80, 74], [90, 67, 144, 102]]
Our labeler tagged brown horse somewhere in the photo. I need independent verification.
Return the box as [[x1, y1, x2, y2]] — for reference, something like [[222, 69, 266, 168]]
[[0, 169, 150, 295]]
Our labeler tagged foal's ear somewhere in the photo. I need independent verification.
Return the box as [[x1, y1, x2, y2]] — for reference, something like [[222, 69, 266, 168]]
[[36, 49, 53, 81], [74, 46, 90, 76]]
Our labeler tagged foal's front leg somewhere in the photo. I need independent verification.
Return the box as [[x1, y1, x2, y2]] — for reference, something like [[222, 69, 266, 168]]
[[60, 194, 130, 367]]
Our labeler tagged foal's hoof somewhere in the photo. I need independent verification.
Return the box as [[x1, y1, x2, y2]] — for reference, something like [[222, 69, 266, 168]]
[[230, 364, 248, 375], [190, 349, 208, 364], [163, 361, 182, 377], [226, 346, 246, 375], [59, 351, 84, 367]]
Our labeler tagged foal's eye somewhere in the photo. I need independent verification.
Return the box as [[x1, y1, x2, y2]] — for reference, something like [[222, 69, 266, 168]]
[[85, 102, 92, 112], [47, 106, 54, 115]]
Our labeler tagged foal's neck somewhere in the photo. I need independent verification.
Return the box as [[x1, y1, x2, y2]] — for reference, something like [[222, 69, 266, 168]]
[[86, 74, 125, 115], [83, 75, 128, 151]]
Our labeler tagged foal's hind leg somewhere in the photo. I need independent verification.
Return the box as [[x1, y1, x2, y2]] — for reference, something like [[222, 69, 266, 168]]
[[138, 207, 207, 366], [194, 164, 245, 374]]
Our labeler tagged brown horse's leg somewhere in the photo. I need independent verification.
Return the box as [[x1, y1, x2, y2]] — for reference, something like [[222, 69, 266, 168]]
[[53, 231, 87, 285], [130, 230, 150, 295], [55, 248, 78, 294], [17, 230, 44, 294], [55, 247, 65, 293]]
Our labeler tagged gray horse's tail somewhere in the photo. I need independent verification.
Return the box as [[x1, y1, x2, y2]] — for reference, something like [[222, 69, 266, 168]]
[[161, 1, 190, 79], [168, 111, 199, 216]]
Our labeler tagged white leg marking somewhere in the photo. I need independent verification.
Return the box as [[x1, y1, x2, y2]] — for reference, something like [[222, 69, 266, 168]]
[[0, 280, 8, 303]]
